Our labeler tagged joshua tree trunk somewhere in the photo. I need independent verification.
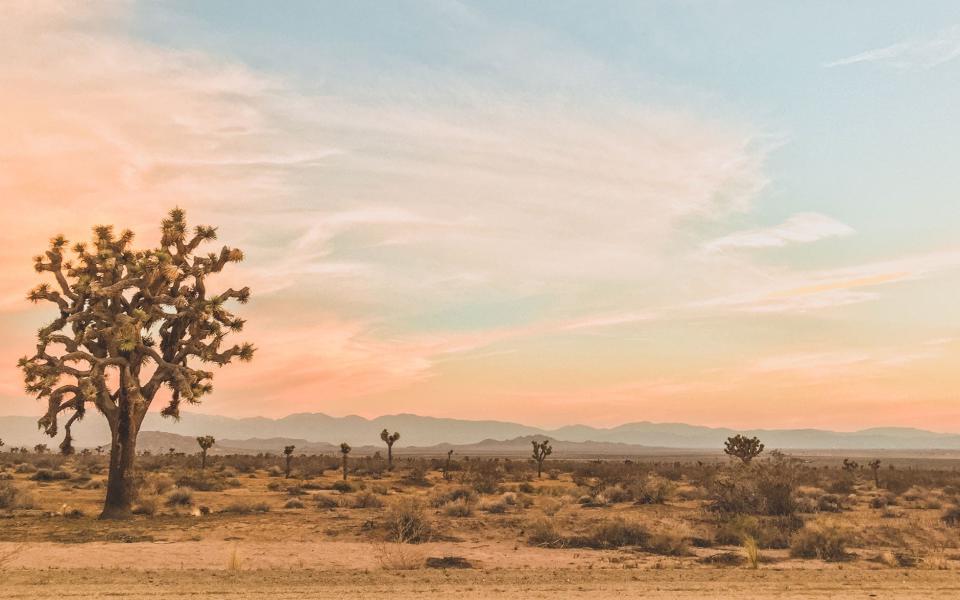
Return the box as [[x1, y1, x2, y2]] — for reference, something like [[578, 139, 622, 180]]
[[201, 449, 208, 471], [387, 444, 393, 470], [342, 454, 348, 480], [285, 455, 292, 478], [101, 396, 143, 520], [537, 460, 543, 478]]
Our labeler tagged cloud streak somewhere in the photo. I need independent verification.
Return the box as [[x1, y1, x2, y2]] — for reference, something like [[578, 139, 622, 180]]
[[826, 25, 960, 69]]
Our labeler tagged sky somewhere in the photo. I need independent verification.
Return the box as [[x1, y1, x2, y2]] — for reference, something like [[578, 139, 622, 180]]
[[1, 1, 959, 430]]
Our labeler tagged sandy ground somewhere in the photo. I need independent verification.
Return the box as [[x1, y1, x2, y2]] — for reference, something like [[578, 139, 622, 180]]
[[3, 566, 960, 599]]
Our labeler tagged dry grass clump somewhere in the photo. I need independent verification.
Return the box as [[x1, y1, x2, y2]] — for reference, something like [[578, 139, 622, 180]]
[[0, 480, 18, 509], [528, 516, 689, 555], [132, 495, 159, 516], [374, 542, 425, 570], [283, 498, 305, 509], [442, 497, 474, 517], [742, 536, 760, 569], [789, 521, 855, 561], [430, 486, 476, 507], [940, 505, 960, 526], [384, 498, 432, 543], [352, 492, 384, 509], [165, 487, 194, 507]]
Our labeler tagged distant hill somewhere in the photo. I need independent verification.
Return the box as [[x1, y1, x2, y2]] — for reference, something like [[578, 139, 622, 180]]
[[3, 411, 960, 451]]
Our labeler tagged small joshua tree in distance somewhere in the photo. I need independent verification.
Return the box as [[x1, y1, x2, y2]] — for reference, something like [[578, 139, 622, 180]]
[[444, 449, 454, 480], [340, 442, 352, 481], [531, 439, 552, 478], [380, 429, 400, 470], [196, 435, 215, 471], [0, 438, 4, 452], [723, 434, 764, 464], [283, 445, 296, 478], [868, 459, 882, 488], [19, 208, 253, 518], [34, 443, 49, 455]]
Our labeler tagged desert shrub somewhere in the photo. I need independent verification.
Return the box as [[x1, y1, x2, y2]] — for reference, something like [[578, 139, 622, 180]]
[[175, 473, 226, 492], [140, 473, 175, 496], [547, 469, 560, 480], [517, 482, 535, 494], [403, 463, 430, 486], [941, 506, 960, 526], [567, 518, 650, 549], [14, 464, 36, 474], [315, 494, 338, 510], [352, 492, 384, 509], [527, 517, 563, 547], [284, 498, 305, 509], [481, 499, 507, 514], [442, 498, 474, 517], [266, 466, 283, 477], [430, 486, 476, 507], [165, 487, 194, 507], [646, 530, 691, 556], [132, 496, 158, 516], [632, 475, 675, 505], [331, 480, 353, 493], [600, 484, 630, 503], [384, 498, 432, 544], [827, 473, 856, 495], [221, 501, 270, 514], [816, 494, 844, 513], [30, 469, 71, 482], [790, 522, 854, 561], [463, 461, 503, 495], [266, 481, 282, 491], [0, 481, 17, 509], [714, 514, 800, 549], [286, 485, 306, 496]]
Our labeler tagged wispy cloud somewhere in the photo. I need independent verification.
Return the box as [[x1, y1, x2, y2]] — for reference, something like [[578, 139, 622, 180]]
[[826, 25, 960, 69], [704, 213, 854, 252]]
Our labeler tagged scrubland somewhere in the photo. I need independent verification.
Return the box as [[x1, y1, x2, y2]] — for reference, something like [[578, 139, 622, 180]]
[[2, 449, 960, 598]]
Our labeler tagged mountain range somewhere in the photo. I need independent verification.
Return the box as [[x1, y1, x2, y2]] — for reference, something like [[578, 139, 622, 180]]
[[3, 411, 960, 451]]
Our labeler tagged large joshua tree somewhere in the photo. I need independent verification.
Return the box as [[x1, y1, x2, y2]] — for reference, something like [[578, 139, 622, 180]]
[[19, 208, 254, 519], [380, 429, 400, 470]]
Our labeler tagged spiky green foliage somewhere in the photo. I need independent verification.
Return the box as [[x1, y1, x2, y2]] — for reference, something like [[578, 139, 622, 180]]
[[19, 208, 253, 455], [723, 435, 765, 464]]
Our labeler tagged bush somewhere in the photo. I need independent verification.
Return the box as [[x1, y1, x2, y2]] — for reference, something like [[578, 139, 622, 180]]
[[527, 517, 563, 547], [30, 469, 71, 481], [384, 499, 432, 543], [431, 486, 477, 507], [165, 487, 194, 507], [789, 522, 853, 561], [132, 496, 158, 516], [284, 498, 305, 509], [714, 514, 799, 549], [442, 498, 473, 517], [632, 475, 675, 505], [352, 492, 384, 509], [0, 480, 17, 509], [315, 494, 338, 509], [567, 518, 650, 549], [331, 480, 353, 493], [941, 506, 960, 526]]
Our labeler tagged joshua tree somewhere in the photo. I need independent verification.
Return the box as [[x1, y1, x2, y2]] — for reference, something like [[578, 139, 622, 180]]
[[18, 209, 253, 519], [340, 442, 352, 481], [33, 443, 49, 455], [0, 438, 4, 452], [196, 435, 215, 471], [443, 449, 454, 480], [842, 458, 860, 472], [380, 429, 400, 470], [868, 459, 882, 488], [283, 445, 296, 478], [531, 439, 552, 478], [723, 434, 764, 464]]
